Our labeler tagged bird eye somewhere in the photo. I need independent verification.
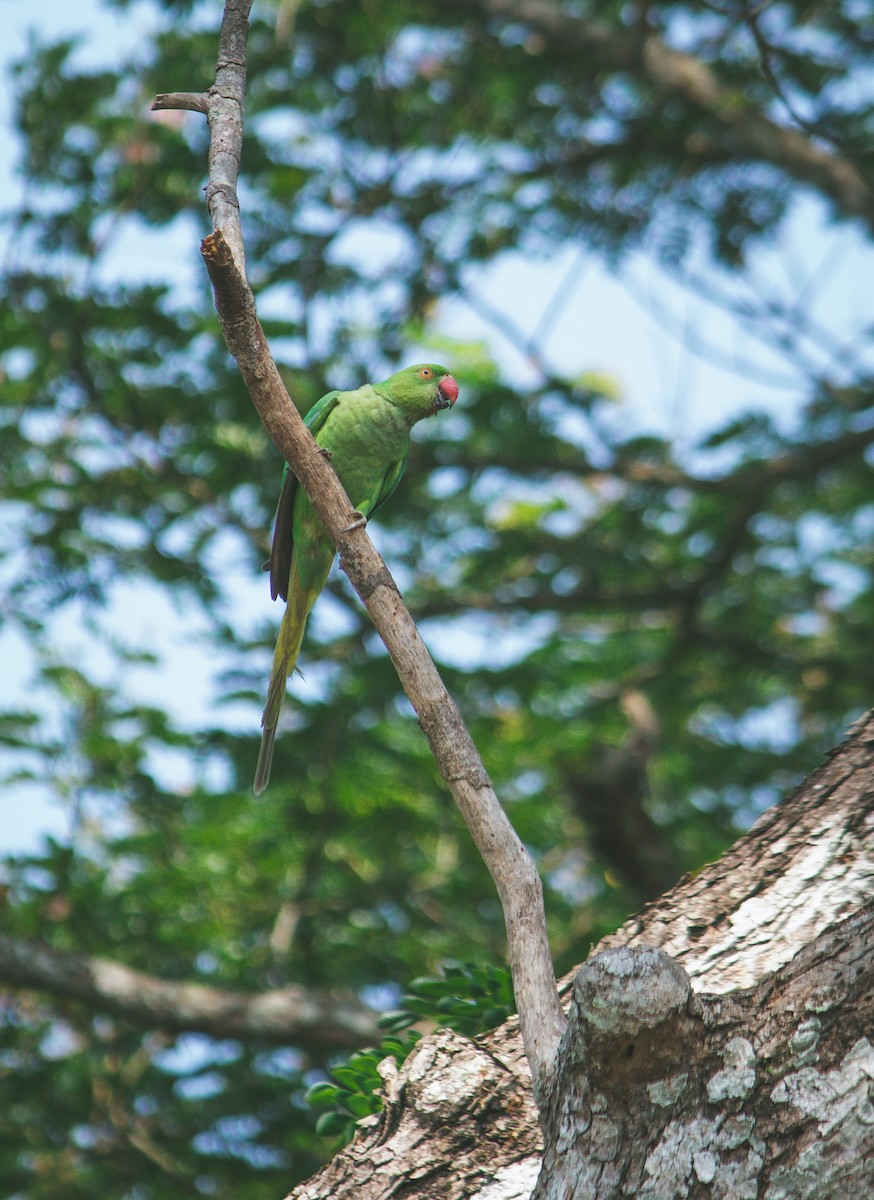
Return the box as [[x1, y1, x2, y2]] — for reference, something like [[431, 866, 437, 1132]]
[[420, 368, 432, 378]]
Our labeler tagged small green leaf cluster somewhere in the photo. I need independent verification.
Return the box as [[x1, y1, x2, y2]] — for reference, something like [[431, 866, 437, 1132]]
[[381, 961, 515, 1039], [306, 962, 514, 1145], [305, 1033, 420, 1145]]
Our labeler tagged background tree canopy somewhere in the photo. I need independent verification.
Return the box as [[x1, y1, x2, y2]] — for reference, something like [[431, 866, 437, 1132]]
[[1, 0, 872, 1195]]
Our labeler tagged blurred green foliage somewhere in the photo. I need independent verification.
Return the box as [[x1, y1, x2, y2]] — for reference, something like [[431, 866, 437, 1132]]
[[1, 0, 873, 1196], [306, 960, 513, 1147]]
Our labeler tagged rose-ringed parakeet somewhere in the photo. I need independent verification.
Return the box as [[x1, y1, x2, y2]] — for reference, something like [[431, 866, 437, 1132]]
[[254, 363, 459, 794]]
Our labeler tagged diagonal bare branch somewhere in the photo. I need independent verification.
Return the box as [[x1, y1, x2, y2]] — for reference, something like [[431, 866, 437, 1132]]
[[153, 0, 566, 1104]]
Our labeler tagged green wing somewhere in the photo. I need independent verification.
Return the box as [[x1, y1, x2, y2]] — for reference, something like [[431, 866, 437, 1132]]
[[303, 388, 343, 436], [365, 449, 409, 518], [266, 390, 342, 602]]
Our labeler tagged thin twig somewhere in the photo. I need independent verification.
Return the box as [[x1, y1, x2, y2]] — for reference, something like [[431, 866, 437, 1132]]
[[152, 92, 209, 114]]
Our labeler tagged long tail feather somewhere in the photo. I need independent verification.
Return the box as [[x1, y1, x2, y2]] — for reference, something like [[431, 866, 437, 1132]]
[[253, 725, 277, 798], [253, 576, 311, 795]]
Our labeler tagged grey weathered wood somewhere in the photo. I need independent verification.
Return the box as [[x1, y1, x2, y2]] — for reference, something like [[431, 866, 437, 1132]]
[[289, 714, 874, 1199], [536, 916, 874, 1198], [592, 709, 874, 994]]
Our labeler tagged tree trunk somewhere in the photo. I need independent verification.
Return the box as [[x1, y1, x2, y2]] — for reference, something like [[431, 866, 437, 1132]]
[[289, 713, 874, 1198]]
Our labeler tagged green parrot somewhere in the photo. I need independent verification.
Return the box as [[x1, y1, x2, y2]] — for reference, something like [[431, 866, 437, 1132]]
[[254, 363, 459, 794]]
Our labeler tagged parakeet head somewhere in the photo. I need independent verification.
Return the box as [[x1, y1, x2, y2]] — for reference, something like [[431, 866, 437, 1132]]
[[378, 363, 459, 421]]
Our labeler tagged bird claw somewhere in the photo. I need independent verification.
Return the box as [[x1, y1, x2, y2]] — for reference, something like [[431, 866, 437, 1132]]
[[344, 512, 368, 533], [319, 448, 333, 461]]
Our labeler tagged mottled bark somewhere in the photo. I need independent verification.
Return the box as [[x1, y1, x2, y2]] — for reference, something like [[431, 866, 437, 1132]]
[[594, 711, 874, 994], [536, 918, 873, 1199], [292, 1029, 542, 1200], [289, 713, 874, 1199]]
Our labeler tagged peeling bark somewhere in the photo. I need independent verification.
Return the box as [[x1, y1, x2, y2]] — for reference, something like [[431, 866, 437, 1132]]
[[593, 710, 874, 994], [535, 916, 874, 1198], [292, 1030, 541, 1200], [289, 713, 874, 1198]]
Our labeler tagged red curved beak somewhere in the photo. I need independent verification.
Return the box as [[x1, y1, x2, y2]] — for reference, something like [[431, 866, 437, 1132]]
[[438, 374, 459, 407]]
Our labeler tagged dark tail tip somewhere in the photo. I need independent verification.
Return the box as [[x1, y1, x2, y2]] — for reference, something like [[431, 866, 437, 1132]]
[[253, 726, 276, 795]]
